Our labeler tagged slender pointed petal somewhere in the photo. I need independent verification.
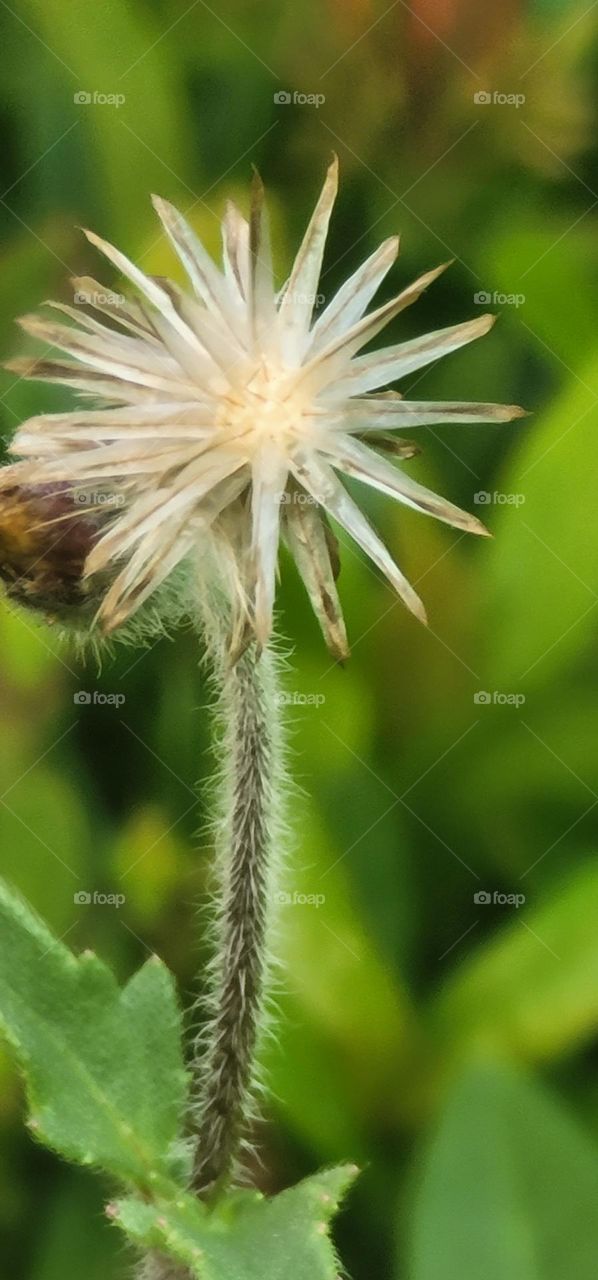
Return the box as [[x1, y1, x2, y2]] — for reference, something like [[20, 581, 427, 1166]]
[[45, 300, 161, 349], [329, 314, 496, 397], [13, 403, 216, 453], [68, 278, 157, 340], [322, 400, 528, 431], [250, 448, 288, 644], [306, 235, 399, 356], [222, 201, 250, 301], [144, 280, 242, 387], [278, 155, 339, 362], [88, 465, 249, 579], [293, 262, 450, 395], [19, 312, 170, 368], [96, 524, 196, 633], [290, 453, 427, 623], [18, 315, 197, 395], [7, 440, 197, 485], [284, 495, 349, 661], [4, 356, 167, 405], [82, 228, 207, 354], [325, 434, 488, 535], [152, 195, 246, 347], [248, 172, 277, 348], [140, 306, 221, 385]]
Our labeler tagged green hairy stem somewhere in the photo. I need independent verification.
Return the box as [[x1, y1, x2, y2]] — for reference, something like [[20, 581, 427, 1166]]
[[137, 598, 286, 1277], [192, 634, 284, 1196]]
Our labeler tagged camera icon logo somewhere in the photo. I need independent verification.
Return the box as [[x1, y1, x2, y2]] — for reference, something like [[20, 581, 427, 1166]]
[[73, 691, 91, 705], [474, 890, 492, 904], [474, 91, 492, 105], [474, 291, 491, 304], [274, 90, 291, 104], [473, 691, 492, 705], [473, 491, 491, 505], [74, 891, 92, 905], [74, 91, 92, 105]]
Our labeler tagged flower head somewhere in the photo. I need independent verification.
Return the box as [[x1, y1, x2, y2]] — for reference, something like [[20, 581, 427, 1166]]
[[4, 158, 524, 657]]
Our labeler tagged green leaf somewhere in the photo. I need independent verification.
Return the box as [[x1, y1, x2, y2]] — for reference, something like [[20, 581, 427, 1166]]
[[0, 880, 188, 1188], [409, 1061, 598, 1280], [114, 1165, 358, 1280], [483, 357, 598, 687], [22, 0, 193, 243], [484, 216, 598, 372], [430, 860, 598, 1065]]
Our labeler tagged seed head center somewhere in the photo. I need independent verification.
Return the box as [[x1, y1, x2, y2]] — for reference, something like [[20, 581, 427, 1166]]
[[217, 364, 309, 451]]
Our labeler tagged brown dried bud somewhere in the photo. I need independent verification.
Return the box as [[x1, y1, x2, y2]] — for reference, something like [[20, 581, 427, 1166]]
[[0, 480, 110, 623]]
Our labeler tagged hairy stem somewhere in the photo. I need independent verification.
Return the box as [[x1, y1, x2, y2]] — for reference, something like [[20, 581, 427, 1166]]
[[136, 610, 285, 1278], [192, 623, 284, 1198]]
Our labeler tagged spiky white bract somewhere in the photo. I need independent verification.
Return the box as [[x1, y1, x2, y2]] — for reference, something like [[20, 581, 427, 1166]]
[[5, 158, 524, 658]]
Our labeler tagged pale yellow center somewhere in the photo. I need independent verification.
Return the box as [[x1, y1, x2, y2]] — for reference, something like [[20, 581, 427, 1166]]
[[214, 362, 313, 452]]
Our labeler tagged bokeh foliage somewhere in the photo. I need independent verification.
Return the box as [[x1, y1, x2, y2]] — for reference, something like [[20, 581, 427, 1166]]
[[0, 0, 597, 1276]]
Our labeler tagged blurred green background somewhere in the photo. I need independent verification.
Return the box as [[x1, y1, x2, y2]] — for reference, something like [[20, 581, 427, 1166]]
[[0, 0, 598, 1276]]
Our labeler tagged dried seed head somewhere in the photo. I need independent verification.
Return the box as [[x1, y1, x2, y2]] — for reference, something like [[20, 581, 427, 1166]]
[[4, 161, 525, 653]]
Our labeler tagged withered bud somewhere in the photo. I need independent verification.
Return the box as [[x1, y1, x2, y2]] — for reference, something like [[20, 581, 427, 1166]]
[[0, 481, 111, 624]]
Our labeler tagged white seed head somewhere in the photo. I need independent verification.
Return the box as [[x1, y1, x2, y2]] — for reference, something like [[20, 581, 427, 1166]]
[[4, 158, 525, 656]]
